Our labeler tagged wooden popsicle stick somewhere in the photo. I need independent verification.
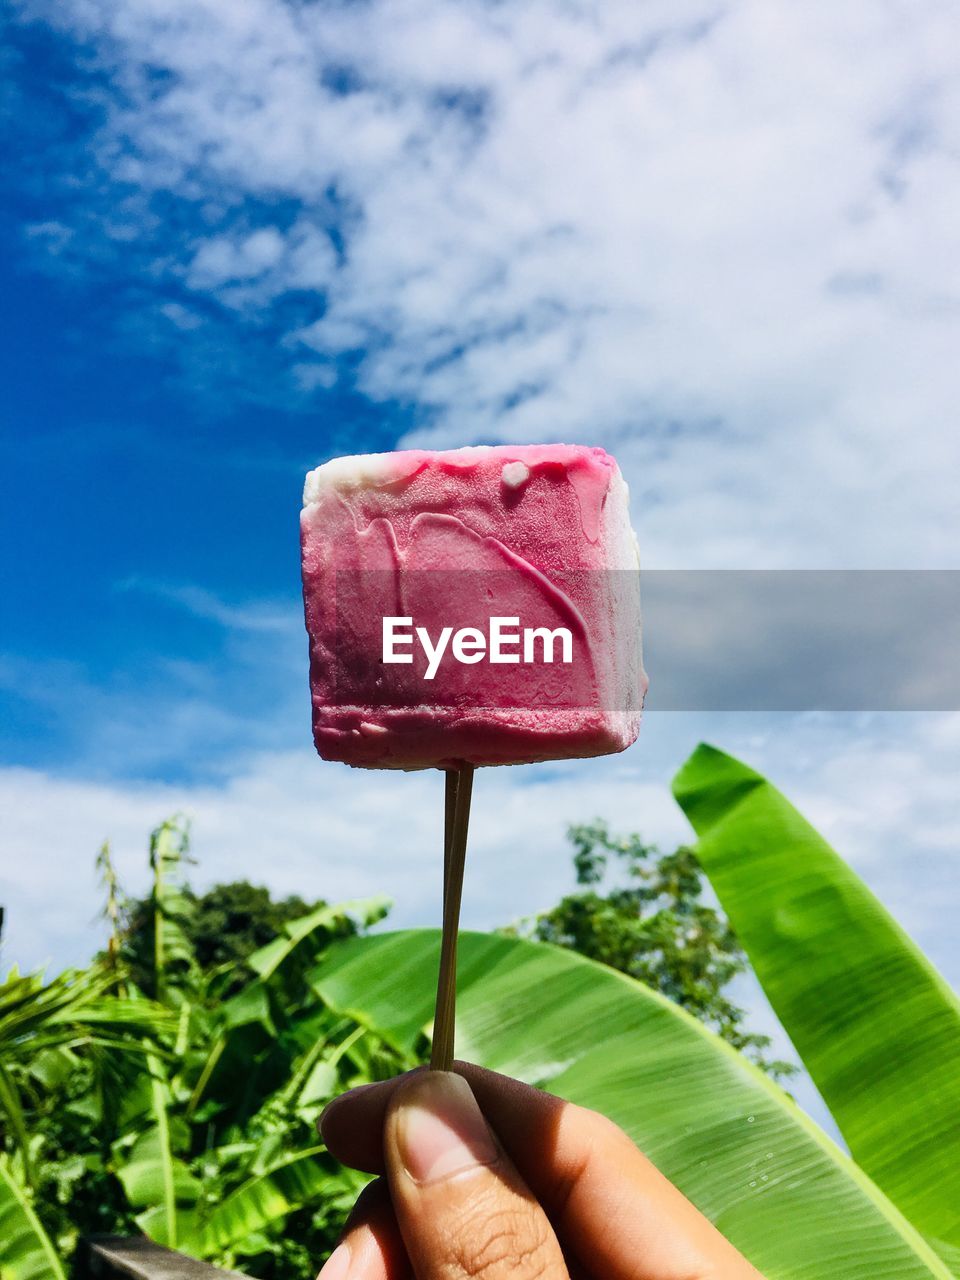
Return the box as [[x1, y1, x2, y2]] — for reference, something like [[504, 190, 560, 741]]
[[430, 763, 475, 1072], [432, 765, 471, 1070], [442, 767, 459, 915], [443, 773, 462, 1044]]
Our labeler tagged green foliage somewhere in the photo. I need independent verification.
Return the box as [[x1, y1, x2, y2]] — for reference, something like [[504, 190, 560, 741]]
[[315, 928, 957, 1279], [506, 819, 795, 1079], [119, 874, 339, 994], [0, 962, 171, 1268], [673, 744, 960, 1272], [190, 883, 330, 973], [1, 818, 404, 1280], [0, 1156, 67, 1280]]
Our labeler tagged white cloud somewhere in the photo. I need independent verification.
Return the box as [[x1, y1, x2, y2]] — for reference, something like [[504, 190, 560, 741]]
[[185, 221, 337, 302], [3, 711, 957, 988], [0, 744, 668, 977], [291, 361, 337, 393], [159, 300, 204, 330], [25, 220, 75, 254], [117, 578, 300, 635], [15, 0, 960, 566], [188, 230, 283, 287]]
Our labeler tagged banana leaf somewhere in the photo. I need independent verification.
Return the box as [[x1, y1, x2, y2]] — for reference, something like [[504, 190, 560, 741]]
[[113, 1052, 188, 1248], [0, 967, 170, 1063], [149, 819, 199, 1001], [312, 929, 955, 1280], [115, 1127, 200, 1216], [0, 965, 170, 1200], [247, 897, 391, 981], [672, 743, 960, 1268], [180, 1148, 351, 1256], [0, 1156, 66, 1280], [0, 1063, 34, 1187]]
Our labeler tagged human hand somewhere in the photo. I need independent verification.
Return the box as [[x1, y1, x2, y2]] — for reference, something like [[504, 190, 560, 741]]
[[317, 1062, 764, 1280]]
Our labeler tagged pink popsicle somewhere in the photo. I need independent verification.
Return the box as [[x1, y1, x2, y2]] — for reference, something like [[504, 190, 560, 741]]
[[300, 444, 647, 769]]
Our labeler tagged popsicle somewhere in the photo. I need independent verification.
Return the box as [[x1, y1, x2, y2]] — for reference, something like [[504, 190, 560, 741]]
[[300, 442, 646, 1071], [300, 444, 646, 769]]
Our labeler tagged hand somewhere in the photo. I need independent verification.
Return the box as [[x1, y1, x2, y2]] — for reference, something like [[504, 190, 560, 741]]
[[317, 1062, 764, 1280]]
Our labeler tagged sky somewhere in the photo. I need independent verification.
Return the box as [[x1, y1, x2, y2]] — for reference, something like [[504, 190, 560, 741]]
[[2, 0, 959, 1135]]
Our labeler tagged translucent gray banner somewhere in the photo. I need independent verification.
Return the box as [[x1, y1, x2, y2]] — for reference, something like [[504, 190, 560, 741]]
[[642, 570, 959, 710]]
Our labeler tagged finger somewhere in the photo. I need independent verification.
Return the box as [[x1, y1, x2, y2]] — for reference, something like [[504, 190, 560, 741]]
[[317, 1177, 412, 1280], [384, 1070, 570, 1280], [322, 1063, 762, 1280], [458, 1066, 760, 1279], [321, 1072, 420, 1172], [321, 1075, 414, 1172]]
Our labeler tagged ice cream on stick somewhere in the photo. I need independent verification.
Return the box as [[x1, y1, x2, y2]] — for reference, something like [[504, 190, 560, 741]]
[[300, 444, 646, 1069], [301, 444, 646, 769]]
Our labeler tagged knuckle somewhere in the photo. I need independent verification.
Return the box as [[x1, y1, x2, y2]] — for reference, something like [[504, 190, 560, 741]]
[[551, 1106, 630, 1214], [446, 1191, 559, 1280], [573, 1103, 630, 1149]]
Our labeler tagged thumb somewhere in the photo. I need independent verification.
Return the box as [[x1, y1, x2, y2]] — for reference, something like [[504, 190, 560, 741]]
[[384, 1071, 570, 1280]]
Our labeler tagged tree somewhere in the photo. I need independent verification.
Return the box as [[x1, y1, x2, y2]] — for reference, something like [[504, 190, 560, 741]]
[[189, 882, 325, 971], [507, 819, 795, 1080], [120, 878, 334, 986], [115, 818, 338, 993]]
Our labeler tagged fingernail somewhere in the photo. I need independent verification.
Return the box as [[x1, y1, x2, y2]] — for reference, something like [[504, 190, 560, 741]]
[[318, 1241, 351, 1280], [395, 1071, 498, 1184]]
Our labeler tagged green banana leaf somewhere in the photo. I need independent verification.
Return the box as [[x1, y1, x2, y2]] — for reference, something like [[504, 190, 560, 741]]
[[0, 966, 170, 1063], [180, 1148, 352, 1256], [0, 1156, 66, 1280], [247, 897, 392, 981], [312, 929, 955, 1280], [149, 819, 199, 1002], [115, 1126, 200, 1217], [672, 743, 960, 1269], [0, 1063, 35, 1188], [113, 1052, 188, 1249]]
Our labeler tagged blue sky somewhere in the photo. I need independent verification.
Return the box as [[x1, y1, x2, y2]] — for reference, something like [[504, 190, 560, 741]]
[[2, 12, 407, 779], [2, 0, 960, 1135]]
